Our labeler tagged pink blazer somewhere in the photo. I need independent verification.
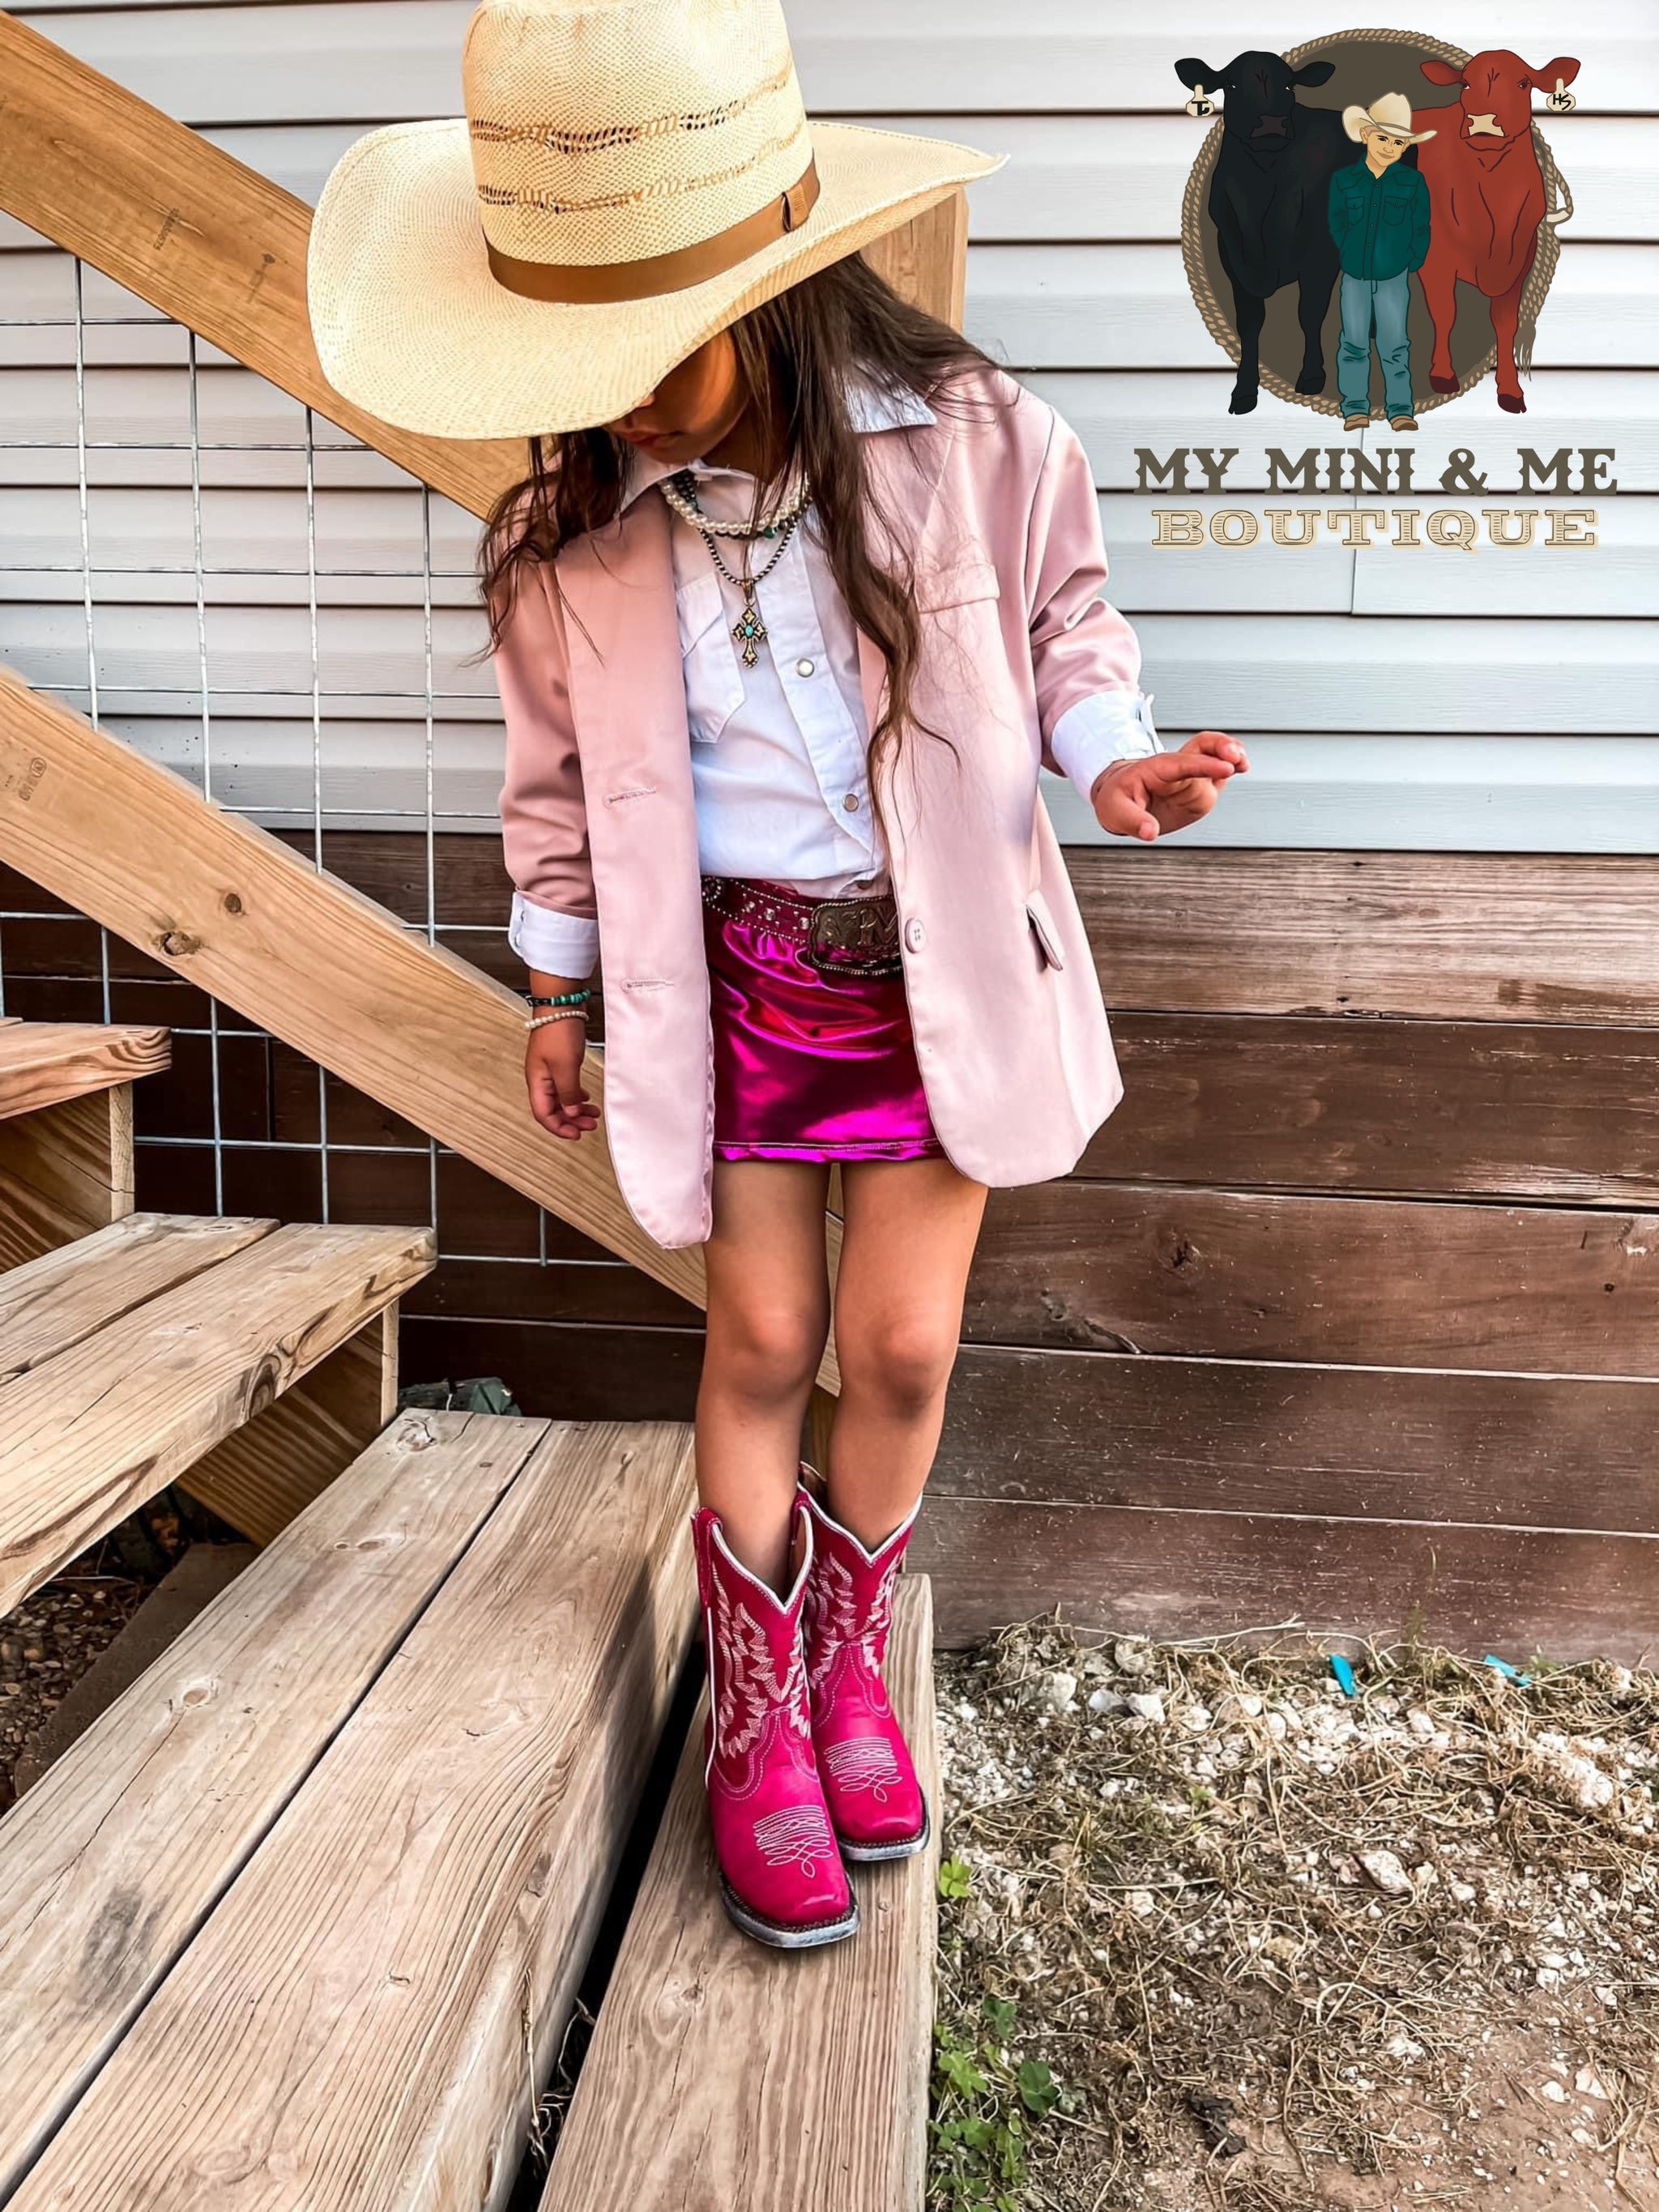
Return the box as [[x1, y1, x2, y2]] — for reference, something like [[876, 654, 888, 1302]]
[[495, 364, 1144, 1250]]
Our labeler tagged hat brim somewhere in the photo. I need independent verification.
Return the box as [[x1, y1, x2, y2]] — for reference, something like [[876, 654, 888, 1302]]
[[1342, 106, 1437, 143], [306, 118, 1005, 441]]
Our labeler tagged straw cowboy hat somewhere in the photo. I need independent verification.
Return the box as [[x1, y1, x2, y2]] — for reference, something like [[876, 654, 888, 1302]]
[[306, 0, 1005, 441], [1341, 91, 1438, 144]]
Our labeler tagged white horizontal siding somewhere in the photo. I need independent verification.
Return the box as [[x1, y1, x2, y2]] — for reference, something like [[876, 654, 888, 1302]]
[[1027, 371, 1659, 493], [6, 241, 1653, 371], [1, 0, 1655, 852], [1, 112, 1644, 252], [15, 2, 1658, 116], [1043, 739, 1659, 851], [6, 485, 1653, 620], [9, 603, 1655, 734], [7, 364, 1658, 495]]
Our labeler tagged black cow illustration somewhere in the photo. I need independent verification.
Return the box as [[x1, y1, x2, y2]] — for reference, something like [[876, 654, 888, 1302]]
[[1175, 52, 1350, 414]]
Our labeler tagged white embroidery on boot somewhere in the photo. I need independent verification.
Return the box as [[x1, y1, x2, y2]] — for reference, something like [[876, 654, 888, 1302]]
[[803, 1553, 861, 1694], [804, 1549, 897, 1714], [822, 1737, 903, 1802], [711, 1567, 811, 1762], [753, 1804, 834, 1873]]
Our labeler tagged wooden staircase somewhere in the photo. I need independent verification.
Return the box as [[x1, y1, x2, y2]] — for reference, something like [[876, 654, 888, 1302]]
[[0, 1019, 939, 2210], [0, 18, 957, 2195]]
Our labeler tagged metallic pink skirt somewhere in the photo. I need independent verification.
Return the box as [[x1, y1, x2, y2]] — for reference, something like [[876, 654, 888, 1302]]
[[703, 876, 947, 1163]]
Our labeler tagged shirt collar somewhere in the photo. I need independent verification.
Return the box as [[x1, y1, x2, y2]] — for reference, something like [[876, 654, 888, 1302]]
[[616, 376, 936, 512]]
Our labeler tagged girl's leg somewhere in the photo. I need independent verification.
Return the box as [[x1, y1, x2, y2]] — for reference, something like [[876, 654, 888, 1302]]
[[827, 1156, 990, 1544], [697, 1155, 833, 1593]]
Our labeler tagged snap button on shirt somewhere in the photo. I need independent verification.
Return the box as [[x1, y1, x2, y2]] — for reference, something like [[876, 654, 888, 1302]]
[[795, 657, 816, 677], [905, 917, 927, 952], [842, 793, 860, 812]]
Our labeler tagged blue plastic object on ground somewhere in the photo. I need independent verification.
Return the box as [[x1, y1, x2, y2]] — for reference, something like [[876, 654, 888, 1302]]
[[1329, 1654, 1358, 1698]]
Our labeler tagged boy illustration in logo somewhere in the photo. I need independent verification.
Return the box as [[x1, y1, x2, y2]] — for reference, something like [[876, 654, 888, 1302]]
[[1327, 92, 1435, 431]]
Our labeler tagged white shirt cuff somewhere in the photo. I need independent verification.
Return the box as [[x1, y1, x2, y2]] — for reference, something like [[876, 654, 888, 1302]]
[[508, 891, 600, 980], [1050, 690, 1162, 803]]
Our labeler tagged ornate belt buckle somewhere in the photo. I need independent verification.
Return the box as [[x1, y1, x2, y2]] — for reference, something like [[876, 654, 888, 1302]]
[[804, 896, 902, 979]]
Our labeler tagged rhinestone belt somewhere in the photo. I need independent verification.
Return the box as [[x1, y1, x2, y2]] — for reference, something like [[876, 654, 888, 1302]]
[[700, 875, 905, 978]]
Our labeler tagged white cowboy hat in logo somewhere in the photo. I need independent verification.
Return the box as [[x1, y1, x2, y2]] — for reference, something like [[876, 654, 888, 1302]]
[[305, 0, 1006, 441], [1341, 91, 1438, 145]]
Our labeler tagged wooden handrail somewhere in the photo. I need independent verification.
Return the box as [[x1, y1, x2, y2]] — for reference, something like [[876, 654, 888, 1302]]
[[0, 10, 969, 1394], [0, 8, 522, 516], [0, 667, 724, 1315]]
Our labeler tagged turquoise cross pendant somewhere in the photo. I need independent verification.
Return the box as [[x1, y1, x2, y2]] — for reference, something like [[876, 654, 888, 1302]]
[[732, 585, 766, 669]]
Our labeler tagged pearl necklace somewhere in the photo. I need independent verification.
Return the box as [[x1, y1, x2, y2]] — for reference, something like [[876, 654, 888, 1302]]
[[660, 467, 817, 670], [657, 466, 813, 539]]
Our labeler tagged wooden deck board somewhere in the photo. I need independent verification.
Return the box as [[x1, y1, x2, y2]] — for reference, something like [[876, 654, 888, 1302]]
[[0, 1410, 539, 2201], [1074, 850, 1659, 1025], [929, 1343, 1659, 1537], [540, 1577, 940, 2212], [920, 1498, 1659, 1664], [0, 1021, 169, 1123], [964, 1182, 1659, 1372], [4, 1420, 699, 2212], [0, 1212, 275, 1386], [0, 1218, 434, 1611]]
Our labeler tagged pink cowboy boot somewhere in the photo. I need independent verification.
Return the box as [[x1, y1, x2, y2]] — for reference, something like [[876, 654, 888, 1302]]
[[692, 1498, 859, 1949], [799, 1474, 931, 1862]]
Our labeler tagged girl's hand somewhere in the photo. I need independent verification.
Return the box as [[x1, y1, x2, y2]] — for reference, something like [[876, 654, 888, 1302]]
[[526, 1019, 600, 1140], [1090, 733, 1249, 842]]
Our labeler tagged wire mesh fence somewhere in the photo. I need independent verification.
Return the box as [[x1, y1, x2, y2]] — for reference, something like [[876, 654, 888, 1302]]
[[0, 243, 563, 1271]]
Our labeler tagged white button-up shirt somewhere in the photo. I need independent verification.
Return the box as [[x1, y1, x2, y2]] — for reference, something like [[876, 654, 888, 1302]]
[[508, 379, 1160, 980]]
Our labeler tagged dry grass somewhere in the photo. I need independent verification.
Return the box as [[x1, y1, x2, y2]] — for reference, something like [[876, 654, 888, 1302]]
[[932, 1619, 1659, 2212]]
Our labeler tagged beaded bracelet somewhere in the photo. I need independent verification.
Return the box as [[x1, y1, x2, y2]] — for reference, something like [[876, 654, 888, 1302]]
[[526, 988, 591, 1007], [527, 1008, 589, 1033]]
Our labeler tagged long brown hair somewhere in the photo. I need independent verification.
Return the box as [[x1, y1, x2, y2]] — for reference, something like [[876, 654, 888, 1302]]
[[476, 252, 1014, 856]]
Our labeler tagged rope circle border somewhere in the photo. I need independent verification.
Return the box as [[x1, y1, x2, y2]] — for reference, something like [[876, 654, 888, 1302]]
[[1178, 27, 1570, 417]]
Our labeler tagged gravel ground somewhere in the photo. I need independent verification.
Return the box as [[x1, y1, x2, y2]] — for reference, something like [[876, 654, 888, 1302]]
[[929, 1620, 1659, 2212], [0, 1491, 220, 1813], [0, 1567, 151, 1813]]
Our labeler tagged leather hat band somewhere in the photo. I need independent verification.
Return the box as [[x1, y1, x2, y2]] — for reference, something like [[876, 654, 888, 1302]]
[[484, 154, 821, 305]]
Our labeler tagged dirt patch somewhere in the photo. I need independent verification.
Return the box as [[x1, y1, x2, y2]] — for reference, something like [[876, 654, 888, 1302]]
[[1, 1567, 150, 1813], [0, 1489, 236, 1813], [929, 1621, 1659, 2212]]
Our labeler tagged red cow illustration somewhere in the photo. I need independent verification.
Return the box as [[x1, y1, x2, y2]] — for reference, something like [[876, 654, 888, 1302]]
[[1411, 50, 1580, 412]]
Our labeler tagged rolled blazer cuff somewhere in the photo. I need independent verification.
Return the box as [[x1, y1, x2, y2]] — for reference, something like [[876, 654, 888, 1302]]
[[508, 891, 601, 981], [1050, 688, 1163, 801]]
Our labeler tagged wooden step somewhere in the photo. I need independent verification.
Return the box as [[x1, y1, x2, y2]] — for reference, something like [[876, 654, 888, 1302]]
[[540, 1577, 940, 2212], [0, 1211, 272, 1386], [0, 1410, 545, 2199], [2, 1417, 698, 2212], [0, 1218, 434, 1613], [0, 1021, 168, 1123]]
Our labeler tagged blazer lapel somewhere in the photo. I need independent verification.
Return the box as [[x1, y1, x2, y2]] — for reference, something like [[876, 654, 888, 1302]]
[[557, 494, 691, 798], [854, 408, 960, 736]]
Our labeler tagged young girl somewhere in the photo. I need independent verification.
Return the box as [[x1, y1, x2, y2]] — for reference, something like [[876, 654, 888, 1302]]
[[308, 0, 1245, 1953]]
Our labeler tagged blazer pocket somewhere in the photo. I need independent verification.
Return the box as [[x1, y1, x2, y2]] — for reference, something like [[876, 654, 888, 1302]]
[[1025, 886, 1066, 971], [674, 572, 744, 744], [916, 552, 1002, 613]]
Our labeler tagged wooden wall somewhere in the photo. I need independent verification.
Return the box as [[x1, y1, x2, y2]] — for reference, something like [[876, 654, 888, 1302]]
[[8, 835, 1657, 1660]]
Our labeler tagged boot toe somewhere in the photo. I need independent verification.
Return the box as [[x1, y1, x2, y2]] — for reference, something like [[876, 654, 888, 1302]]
[[838, 1792, 931, 1864], [819, 1731, 928, 1856], [709, 1788, 856, 1945], [718, 1850, 858, 1946]]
